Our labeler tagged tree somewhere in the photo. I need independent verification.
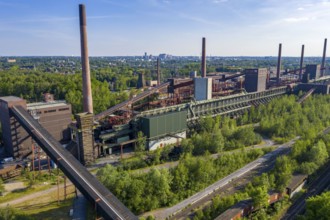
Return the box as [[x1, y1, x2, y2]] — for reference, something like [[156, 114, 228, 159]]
[[250, 186, 269, 209], [135, 131, 146, 152], [309, 141, 328, 166], [304, 191, 330, 220], [274, 156, 293, 191]]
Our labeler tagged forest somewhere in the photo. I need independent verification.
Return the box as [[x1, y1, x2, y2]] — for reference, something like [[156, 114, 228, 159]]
[[0, 68, 137, 114], [192, 94, 330, 220], [97, 148, 268, 214]]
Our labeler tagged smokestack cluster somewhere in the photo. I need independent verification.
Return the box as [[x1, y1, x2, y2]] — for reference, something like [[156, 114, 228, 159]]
[[157, 58, 161, 86], [276, 43, 282, 85], [201, 37, 206, 78], [321, 38, 327, 77], [79, 4, 93, 114], [299, 44, 304, 80]]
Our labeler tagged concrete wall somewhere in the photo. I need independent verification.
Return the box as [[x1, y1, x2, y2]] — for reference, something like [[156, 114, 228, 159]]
[[27, 103, 72, 143], [289, 180, 306, 198], [194, 77, 212, 101], [0, 96, 31, 158], [305, 64, 321, 80], [148, 131, 186, 151], [244, 68, 267, 93]]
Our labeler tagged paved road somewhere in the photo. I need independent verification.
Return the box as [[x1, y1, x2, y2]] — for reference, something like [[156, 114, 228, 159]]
[[281, 162, 330, 220], [149, 139, 296, 219], [72, 190, 87, 220]]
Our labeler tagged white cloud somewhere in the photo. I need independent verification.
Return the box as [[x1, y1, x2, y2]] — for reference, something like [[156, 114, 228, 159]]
[[213, 0, 228, 3], [283, 17, 310, 23]]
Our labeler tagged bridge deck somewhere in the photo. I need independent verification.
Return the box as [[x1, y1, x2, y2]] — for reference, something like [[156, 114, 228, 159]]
[[11, 105, 137, 220], [94, 82, 170, 120]]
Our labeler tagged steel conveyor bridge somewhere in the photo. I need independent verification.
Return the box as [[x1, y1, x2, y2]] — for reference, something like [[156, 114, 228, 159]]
[[94, 81, 170, 120], [138, 86, 289, 121], [10, 105, 138, 220]]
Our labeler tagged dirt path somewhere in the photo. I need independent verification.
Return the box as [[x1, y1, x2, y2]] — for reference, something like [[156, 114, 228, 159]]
[[0, 182, 73, 208]]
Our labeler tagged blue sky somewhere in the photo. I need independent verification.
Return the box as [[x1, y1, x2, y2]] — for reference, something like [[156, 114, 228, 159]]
[[0, 0, 330, 56]]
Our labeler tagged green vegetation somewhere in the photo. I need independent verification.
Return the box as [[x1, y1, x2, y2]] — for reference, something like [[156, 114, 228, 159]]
[[97, 148, 268, 214], [0, 171, 63, 204], [193, 192, 249, 220], [0, 206, 33, 220], [250, 95, 330, 142], [0, 179, 4, 195], [0, 69, 135, 114], [183, 116, 261, 155], [299, 191, 330, 220], [191, 94, 330, 219]]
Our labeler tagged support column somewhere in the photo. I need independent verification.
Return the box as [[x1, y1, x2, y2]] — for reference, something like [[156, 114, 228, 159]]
[[75, 113, 94, 165]]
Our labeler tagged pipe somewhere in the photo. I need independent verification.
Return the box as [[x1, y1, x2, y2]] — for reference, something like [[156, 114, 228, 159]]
[[276, 43, 282, 85], [79, 4, 93, 114], [201, 37, 206, 78], [157, 57, 160, 85], [299, 44, 304, 80], [321, 38, 327, 77]]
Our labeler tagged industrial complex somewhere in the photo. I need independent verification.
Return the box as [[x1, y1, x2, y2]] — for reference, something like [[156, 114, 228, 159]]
[[1, 4, 330, 220]]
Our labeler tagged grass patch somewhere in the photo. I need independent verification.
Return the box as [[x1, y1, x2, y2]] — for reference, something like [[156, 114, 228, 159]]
[[25, 199, 73, 220], [13, 185, 76, 220], [0, 184, 52, 204]]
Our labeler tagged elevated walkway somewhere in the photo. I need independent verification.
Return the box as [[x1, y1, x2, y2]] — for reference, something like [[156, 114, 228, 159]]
[[10, 105, 137, 220]]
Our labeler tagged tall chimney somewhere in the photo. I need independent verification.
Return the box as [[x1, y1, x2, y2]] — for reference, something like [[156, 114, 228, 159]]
[[157, 57, 161, 86], [276, 43, 282, 85], [79, 4, 93, 114], [321, 38, 327, 77], [201, 37, 206, 78], [299, 44, 304, 80]]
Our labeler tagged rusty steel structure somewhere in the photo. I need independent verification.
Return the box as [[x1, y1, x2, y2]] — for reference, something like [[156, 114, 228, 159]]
[[277, 43, 282, 85], [79, 4, 93, 114], [321, 38, 327, 77], [201, 37, 206, 78], [299, 44, 305, 80]]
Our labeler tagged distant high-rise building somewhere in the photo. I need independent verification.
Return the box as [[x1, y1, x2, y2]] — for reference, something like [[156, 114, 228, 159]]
[[159, 54, 172, 60]]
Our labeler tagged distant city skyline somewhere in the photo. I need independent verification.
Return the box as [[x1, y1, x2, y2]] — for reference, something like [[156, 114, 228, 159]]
[[1, 0, 330, 56]]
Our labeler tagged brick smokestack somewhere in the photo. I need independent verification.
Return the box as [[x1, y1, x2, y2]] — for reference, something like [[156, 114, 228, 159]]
[[201, 37, 206, 78], [299, 44, 304, 80], [79, 4, 93, 114], [157, 57, 161, 86], [321, 38, 327, 77], [276, 43, 282, 85]]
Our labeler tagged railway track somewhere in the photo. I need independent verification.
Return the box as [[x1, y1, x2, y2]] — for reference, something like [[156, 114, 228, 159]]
[[281, 162, 330, 220]]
